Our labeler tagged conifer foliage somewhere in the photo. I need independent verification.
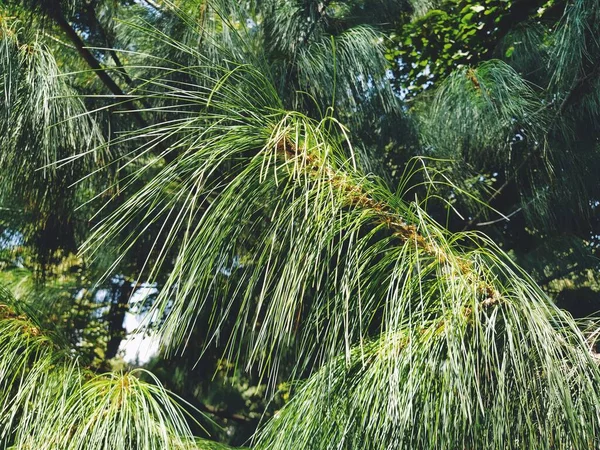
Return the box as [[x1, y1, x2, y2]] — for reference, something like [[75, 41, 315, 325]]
[[2, 0, 600, 449]]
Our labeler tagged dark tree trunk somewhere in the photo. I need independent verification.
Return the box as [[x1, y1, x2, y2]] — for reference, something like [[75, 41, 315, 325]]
[[105, 277, 133, 360]]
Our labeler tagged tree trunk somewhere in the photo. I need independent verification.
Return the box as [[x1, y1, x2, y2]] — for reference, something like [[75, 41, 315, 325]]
[[105, 277, 133, 360]]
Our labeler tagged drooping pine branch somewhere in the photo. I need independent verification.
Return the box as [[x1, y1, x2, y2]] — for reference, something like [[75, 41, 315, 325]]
[[0, 286, 221, 449], [73, 7, 600, 449]]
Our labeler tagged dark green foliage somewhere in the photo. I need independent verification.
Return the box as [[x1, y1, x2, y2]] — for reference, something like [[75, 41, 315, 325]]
[[387, 0, 550, 95]]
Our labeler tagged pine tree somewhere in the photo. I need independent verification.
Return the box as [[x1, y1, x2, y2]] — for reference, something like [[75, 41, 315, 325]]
[[2, 0, 600, 448]]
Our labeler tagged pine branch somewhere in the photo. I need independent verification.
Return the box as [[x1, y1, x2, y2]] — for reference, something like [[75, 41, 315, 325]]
[[302, 0, 332, 44], [558, 64, 600, 113], [198, 403, 254, 424], [73, 14, 600, 446], [47, 9, 148, 128], [275, 135, 503, 307], [89, 12, 156, 111], [461, 151, 535, 231], [142, 0, 163, 12], [0, 288, 201, 449]]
